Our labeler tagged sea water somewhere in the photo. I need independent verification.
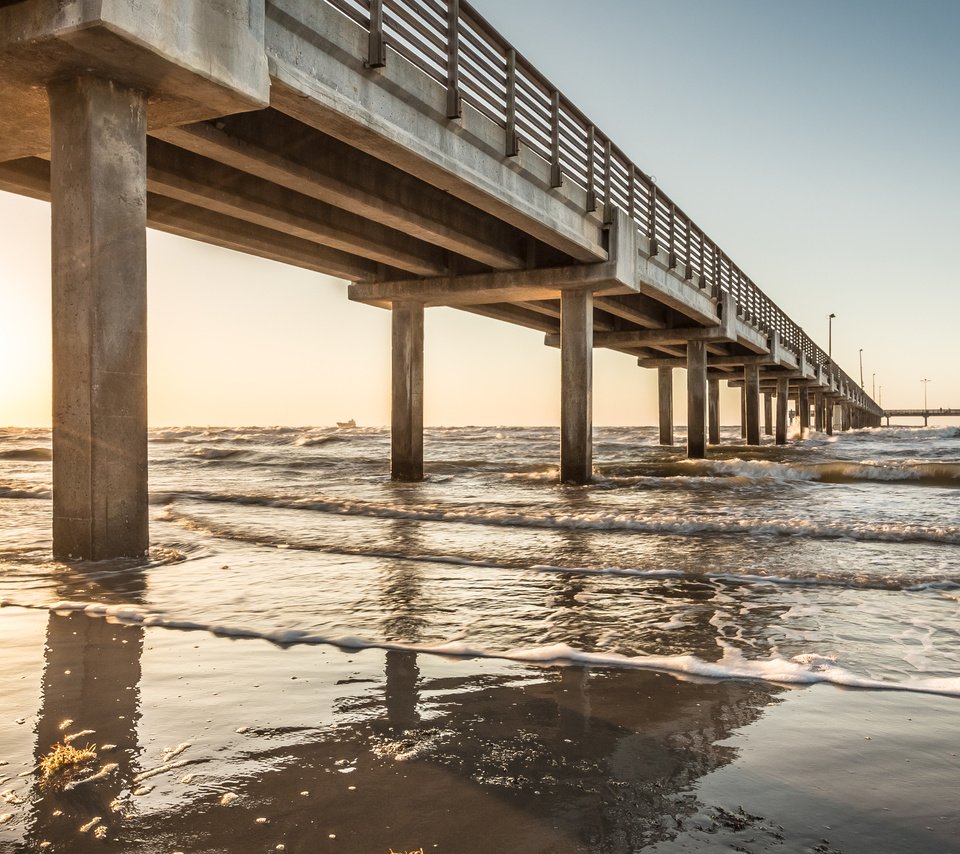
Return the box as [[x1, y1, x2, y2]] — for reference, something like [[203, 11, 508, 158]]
[[1, 424, 958, 851]]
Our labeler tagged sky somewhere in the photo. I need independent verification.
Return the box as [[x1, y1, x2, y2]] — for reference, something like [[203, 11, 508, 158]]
[[1, 0, 958, 427]]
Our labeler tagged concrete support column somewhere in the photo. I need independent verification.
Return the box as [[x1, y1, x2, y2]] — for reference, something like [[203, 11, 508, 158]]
[[708, 378, 720, 445], [814, 392, 824, 432], [740, 388, 747, 439], [657, 367, 674, 447], [686, 340, 707, 458], [391, 301, 424, 481], [560, 289, 593, 483], [744, 365, 761, 445], [50, 76, 148, 561], [799, 386, 810, 436], [776, 377, 789, 444], [763, 392, 773, 436], [826, 401, 835, 435]]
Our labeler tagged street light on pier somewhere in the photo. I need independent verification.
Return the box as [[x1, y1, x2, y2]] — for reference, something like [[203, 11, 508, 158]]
[[921, 377, 931, 411], [872, 372, 876, 399], [859, 348, 864, 388], [828, 313, 836, 359]]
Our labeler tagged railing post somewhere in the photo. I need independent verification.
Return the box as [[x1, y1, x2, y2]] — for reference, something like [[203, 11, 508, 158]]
[[667, 202, 677, 268], [366, 0, 386, 68], [649, 182, 658, 254], [602, 138, 613, 224], [446, 0, 462, 119], [550, 90, 562, 188], [712, 245, 721, 299], [504, 48, 518, 157], [585, 124, 597, 212]]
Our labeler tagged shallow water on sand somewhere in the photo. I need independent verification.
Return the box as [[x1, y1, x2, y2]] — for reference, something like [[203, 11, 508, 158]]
[[1, 425, 958, 851]]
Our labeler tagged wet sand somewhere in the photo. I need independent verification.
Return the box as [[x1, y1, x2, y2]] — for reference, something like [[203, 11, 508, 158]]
[[1, 605, 957, 853]]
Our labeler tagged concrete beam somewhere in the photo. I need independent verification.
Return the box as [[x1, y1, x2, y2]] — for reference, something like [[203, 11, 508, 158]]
[[560, 290, 593, 484], [0, 0, 269, 161], [155, 111, 526, 270], [49, 76, 148, 560], [146, 139, 448, 276], [265, 2, 606, 262], [0, 156, 382, 281], [391, 302, 424, 482]]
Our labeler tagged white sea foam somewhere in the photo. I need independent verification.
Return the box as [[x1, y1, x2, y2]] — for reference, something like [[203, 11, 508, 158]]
[[4, 599, 958, 698]]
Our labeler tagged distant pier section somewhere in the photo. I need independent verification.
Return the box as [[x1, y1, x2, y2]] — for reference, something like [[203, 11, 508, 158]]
[[883, 409, 960, 427], [0, 0, 881, 559]]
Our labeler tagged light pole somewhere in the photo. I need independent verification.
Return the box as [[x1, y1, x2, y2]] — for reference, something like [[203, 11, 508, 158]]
[[879, 385, 882, 407], [828, 313, 836, 360], [859, 348, 864, 388], [872, 372, 876, 399], [921, 378, 931, 411]]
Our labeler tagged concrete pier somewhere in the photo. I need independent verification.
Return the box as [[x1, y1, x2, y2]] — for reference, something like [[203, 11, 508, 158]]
[[708, 378, 720, 445], [744, 365, 761, 445], [763, 392, 773, 436], [799, 386, 810, 435], [391, 301, 424, 481], [658, 367, 674, 446], [814, 392, 824, 432], [50, 77, 148, 561], [686, 340, 707, 459], [776, 377, 789, 445], [740, 390, 748, 440], [560, 289, 593, 483]]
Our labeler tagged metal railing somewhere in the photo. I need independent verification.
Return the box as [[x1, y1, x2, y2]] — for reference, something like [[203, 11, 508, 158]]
[[326, 0, 879, 412]]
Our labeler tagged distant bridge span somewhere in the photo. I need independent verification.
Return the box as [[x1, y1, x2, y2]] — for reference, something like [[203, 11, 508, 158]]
[[884, 409, 960, 426], [0, 0, 880, 559]]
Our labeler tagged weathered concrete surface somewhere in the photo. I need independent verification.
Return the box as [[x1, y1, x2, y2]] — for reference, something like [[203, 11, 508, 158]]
[[391, 302, 424, 482], [658, 367, 674, 447], [50, 76, 148, 560], [744, 365, 761, 446], [265, 0, 605, 263], [708, 378, 720, 445], [560, 290, 593, 483], [0, 0, 269, 161], [799, 386, 810, 434], [776, 378, 789, 445], [687, 340, 707, 459], [763, 392, 773, 437]]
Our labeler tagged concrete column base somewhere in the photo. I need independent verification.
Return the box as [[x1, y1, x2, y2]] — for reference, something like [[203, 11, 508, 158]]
[[560, 289, 592, 483], [658, 367, 673, 446], [686, 340, 707, 459], [763, 392, 773, 436], [391, 301, 424, 481], [708, 378, 720, 445], [776, 377, 789, 444], [50, 76, 148, 561], [799, 386, 810, 436], [744, 365, 761, 445]]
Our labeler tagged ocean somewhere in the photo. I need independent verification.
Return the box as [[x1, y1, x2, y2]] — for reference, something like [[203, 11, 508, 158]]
[[1, 424, 958, 852]]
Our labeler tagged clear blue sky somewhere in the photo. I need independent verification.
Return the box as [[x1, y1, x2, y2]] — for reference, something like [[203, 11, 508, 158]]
[[1, 0, 957, 425]]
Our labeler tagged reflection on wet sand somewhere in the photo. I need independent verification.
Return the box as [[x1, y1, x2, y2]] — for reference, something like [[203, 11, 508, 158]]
[[13, 583, 782, 852]]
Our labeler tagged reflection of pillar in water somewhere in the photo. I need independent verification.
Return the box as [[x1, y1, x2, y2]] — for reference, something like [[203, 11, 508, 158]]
[[384, 650, 420, 733], [26, 610, 144, 847], [555, 665, 591, 742]]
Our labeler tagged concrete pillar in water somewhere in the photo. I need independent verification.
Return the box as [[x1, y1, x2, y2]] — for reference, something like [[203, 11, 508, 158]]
[[744, 364, 761, 445], [826, 400, 835, 435], [560, 289, 593, 483], [763, 392, 773, 436], [50, 76, 148, 561], [740, 388, 747, 440], [391, 301, 424, 481], [657, 367, 674, 446], [686, 340, 707, 459], [814, 392, 824, 432], [799, 386, 810, 436], [708, 378, 720, 445], [776, 377, 789, 445]]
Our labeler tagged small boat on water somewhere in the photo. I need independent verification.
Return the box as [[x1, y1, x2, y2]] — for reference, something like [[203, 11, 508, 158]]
[[336, 419, 356, 429]]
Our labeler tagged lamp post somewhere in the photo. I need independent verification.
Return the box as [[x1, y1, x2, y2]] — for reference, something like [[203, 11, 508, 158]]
[[828, 313, 836, 360], [859, 348, 864, 388], [921, 378, 931, 411], [872, 372, 876, 399]]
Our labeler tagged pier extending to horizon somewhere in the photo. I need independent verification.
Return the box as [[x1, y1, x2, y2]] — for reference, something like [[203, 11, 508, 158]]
[[883, 409, 960, 427], [0, 0, 881, 559]]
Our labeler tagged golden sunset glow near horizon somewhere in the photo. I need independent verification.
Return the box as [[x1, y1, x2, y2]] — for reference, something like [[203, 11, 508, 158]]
[[2, 0, 958, 429]]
